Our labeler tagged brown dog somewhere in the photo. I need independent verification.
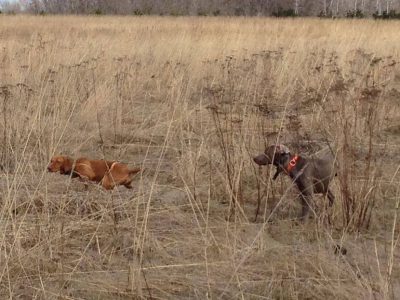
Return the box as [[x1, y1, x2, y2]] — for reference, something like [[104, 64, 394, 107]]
[[47, 155, 140, 190], [253, 144, 336, 221], [101, 162, 141, 190]]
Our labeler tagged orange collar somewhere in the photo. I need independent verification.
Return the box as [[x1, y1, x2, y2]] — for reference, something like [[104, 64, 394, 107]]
[[286, 155, 299, 173]]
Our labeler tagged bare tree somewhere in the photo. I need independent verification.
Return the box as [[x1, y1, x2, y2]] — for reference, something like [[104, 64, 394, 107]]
[[386, 0, 392, 13], [0, 0, 23, 12], [10, 0, 400, 16]]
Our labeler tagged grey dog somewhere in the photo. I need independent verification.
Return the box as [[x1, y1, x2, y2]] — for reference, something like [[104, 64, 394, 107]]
[[253, 144, 337, 220]]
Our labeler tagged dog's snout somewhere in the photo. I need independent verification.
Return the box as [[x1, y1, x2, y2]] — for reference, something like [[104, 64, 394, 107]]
[[47, 165, 52, 172], [253, 154, 268, 166]]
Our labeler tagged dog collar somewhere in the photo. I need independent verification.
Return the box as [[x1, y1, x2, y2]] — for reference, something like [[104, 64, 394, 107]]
[[286, 155, 299, 173]]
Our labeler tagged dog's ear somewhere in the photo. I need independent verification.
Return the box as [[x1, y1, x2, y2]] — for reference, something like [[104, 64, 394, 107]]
[[60, 157, 72, 174], [59, 157, 66, 174], [276, 144, 290, 155], [267, 144, 290, 167]]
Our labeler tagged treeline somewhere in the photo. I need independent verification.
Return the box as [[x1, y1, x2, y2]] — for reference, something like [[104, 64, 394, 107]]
[[1, 0, 400, 18]]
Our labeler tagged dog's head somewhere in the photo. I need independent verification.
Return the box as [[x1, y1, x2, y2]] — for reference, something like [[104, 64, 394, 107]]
[[253, 144, 290, 166], [47, 155, 72, 174]]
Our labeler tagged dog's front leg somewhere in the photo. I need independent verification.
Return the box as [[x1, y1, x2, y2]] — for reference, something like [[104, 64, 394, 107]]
[[299, 193, 312, 221], [78, 176, 90, 191], [273, 165, 286, 180], [295, 178, 314, 221], [272, 168, 281, 180]]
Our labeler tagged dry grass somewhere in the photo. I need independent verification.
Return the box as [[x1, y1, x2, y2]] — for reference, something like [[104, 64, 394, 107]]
[[0, 15, 400, 299]]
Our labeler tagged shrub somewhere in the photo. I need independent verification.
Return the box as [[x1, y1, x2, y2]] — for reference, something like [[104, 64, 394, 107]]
[[213, 9, 221, 16], [234, 7, 245, 16], [373, 10, 400, 19], [170, 10, 183, 16], [197, 10, 207, 16], [272, 8, 297, 18], [318, 10, 334, 18], [133, 9, 143, 16], [346, 9, 364, 18]]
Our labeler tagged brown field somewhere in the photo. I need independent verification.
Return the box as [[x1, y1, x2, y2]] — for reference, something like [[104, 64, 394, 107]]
[[0, 15, 400, 299]]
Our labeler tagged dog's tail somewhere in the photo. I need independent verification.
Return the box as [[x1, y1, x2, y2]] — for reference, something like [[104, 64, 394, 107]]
[[129, 167, 141, 175]]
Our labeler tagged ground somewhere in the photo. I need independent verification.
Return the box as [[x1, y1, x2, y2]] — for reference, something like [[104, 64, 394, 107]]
[[0, 16, 399, 299]]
